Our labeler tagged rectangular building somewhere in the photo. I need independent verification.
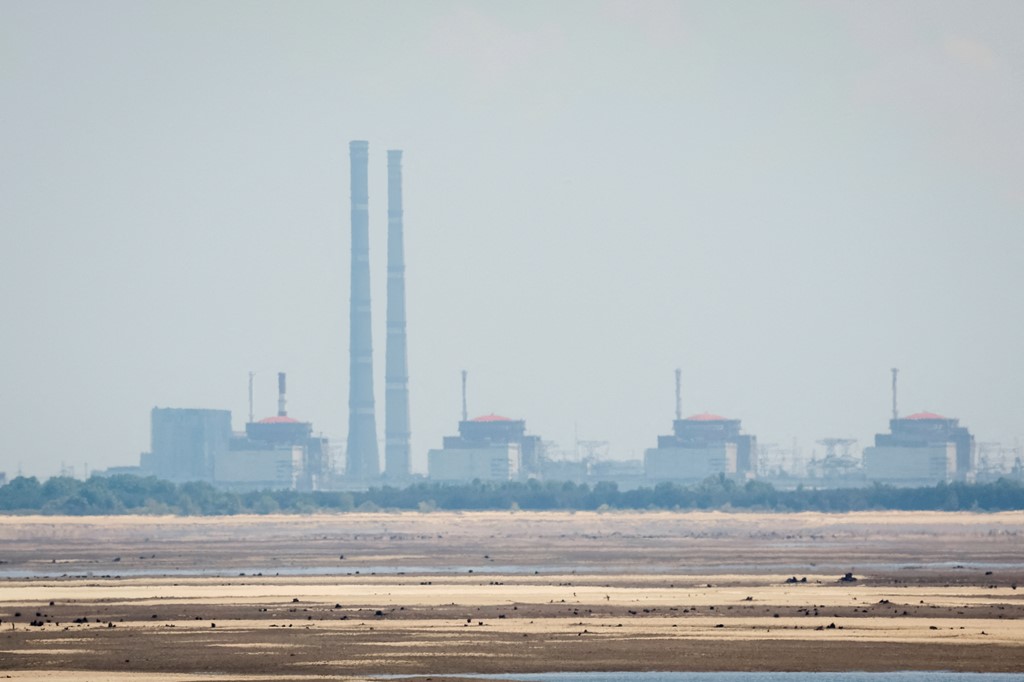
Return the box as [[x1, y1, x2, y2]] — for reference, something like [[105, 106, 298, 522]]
[[645, 445, 737, 482], [428, 445, 520, 482], [644, 412, 756, 482], [146, 408, 231, 483], [214, 447, 303, 490], [862, 444, 956, 487]]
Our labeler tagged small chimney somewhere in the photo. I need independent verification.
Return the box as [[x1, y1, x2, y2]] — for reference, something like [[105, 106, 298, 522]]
[[461, 370, 468, 422], [891, 367, 899, 421], [248, 371, 255, 424], [278, 372, 287, 417], [674, 368, 682, 421]]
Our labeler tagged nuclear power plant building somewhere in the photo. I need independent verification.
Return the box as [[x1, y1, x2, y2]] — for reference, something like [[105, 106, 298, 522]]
[[143, 408, 232, 483], [645, 412, 757, 482], [862, 412, 975, 486], [428, 414, 542, 482], [140, 374, 330, 491]]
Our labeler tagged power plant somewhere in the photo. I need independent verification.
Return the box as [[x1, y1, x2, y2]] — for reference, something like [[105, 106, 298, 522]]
[[643, 369, 758, 483], [861, 369, 976, 486], [141, 372, 330, 490], [427, 372, 544, 482], [95, 142, 1020, 492]]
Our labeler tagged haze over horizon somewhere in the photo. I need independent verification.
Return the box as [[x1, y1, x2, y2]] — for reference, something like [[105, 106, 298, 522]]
[[2, 1, 1022, 479]]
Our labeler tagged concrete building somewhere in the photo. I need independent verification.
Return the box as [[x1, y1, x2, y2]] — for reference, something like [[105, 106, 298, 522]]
[[142, 408, 231, 482], [863, 412, 974, 486], [588, 458, 646, 489], [428, 445, 520, 482], [214, 446, 304, 490], [645, 413, 757, 483], [221, 373, 331, 490], [428, 414, 542, 482], [141, 374, 330, 490], [222, 416, 329, 491]]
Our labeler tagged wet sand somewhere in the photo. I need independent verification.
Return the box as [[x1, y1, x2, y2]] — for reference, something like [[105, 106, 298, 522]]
[[0, 511, 1022, 679]]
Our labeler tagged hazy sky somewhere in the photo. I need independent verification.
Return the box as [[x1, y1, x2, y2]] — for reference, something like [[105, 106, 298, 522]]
[[2, 1, 1023, 478]]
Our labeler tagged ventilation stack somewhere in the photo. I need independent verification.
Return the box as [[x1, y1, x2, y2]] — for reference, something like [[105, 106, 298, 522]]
[[461, 370, 468, 423], [891, 367, 899, 422], [277, 372, 287, 417], [674, 368, 682, 421], [345, 140, 380, 480], [384, 149, 411, 479]]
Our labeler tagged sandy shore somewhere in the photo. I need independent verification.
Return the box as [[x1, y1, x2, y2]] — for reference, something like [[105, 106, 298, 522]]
[[1, 511, 1022, 679]]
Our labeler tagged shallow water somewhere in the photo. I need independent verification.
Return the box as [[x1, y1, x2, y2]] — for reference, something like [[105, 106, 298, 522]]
[[400, 674, 1021, 682], [1, 558, 1021, 580]]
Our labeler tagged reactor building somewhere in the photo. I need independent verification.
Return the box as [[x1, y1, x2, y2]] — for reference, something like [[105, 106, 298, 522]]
[[427, 372, 542, 482], [861, 370, 975, 486], [219, 373, 331, 491], [643, 370, 757, 482], [140, 373, 330, 490]]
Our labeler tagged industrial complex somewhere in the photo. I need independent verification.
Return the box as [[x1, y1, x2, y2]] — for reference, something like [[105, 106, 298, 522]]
[[139, 373, 330, 491], [54, 141, 1019, 492]]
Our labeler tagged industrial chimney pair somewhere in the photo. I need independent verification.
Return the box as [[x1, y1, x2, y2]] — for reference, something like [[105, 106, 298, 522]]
[[346, 141, 410, 481]]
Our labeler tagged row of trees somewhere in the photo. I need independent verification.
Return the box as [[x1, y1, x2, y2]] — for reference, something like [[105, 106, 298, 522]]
[[1, 474, 1022, 515]]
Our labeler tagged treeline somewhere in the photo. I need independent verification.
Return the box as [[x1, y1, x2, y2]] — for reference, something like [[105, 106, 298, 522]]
[[0, 474, 1022, 515]]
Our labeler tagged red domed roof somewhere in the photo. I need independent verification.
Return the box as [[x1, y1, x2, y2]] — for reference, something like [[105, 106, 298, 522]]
[[257, 416, 301, 424], [685, 412, 729, 421], [471, 414, 512, 422], [905, 412, 948, 421]]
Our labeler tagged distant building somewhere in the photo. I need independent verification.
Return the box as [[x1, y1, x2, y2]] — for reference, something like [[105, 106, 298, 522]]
[[92, 465, 144, 478], [863, 412, 974, 486], [140, 375, 331, 491], [538, 458, 589, 483], [224, 415, 330, 491], [215, 446, 304, 490], [428, 414, 542, 482], [644, 413, 757, 483], [588, 458, 645, 489], [142, 408, 232, 483]]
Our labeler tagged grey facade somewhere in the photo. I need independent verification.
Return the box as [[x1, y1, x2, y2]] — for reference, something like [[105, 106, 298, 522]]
[[430, 414, 543, 480], [444, 415, 543, 476], [232, 416, 329, 491], [345, 140, 380, 480], [868, 412, 975, 480], [146, 407, 231, 482], [646, 413, 758, 481], [384, 149, 411, 480]]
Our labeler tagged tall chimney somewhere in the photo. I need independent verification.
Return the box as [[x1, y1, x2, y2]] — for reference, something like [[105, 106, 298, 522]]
[[384, 149, 411, 480], [891, 367, 899, 422], [674, 368, 682, 421], [277, 372, 287, 417], [345, 140, 380, 479]]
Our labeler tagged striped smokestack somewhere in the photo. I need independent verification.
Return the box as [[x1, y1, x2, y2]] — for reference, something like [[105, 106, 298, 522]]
[[345, 140, 380, 479], [384, 149, 411, 479]]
